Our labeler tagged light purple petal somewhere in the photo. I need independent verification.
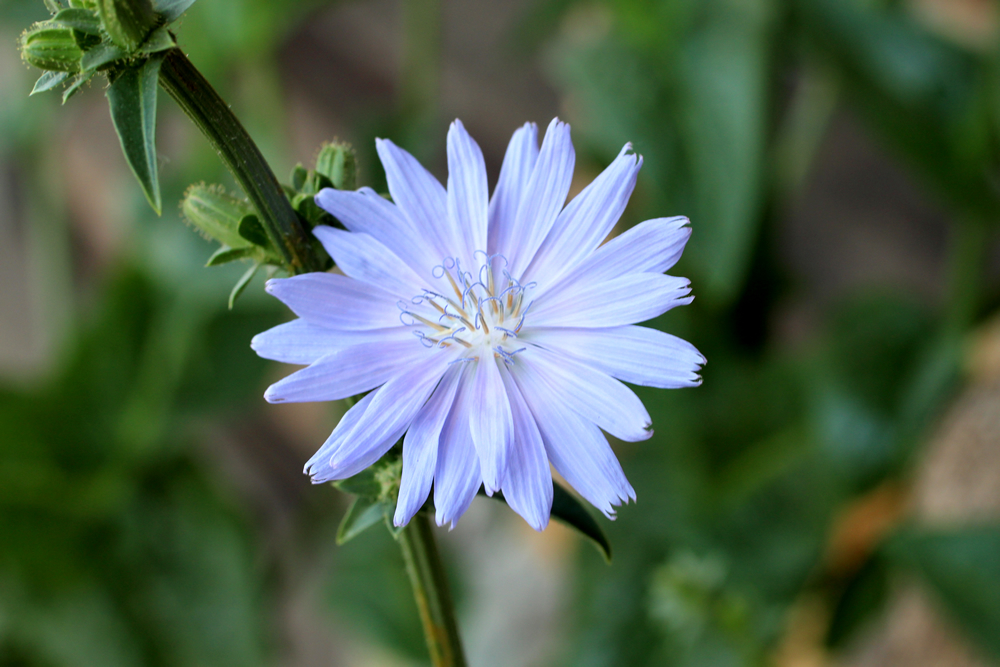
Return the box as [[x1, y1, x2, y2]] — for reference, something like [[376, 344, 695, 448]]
[[510, 362, 634, 518], [265, 273, 402, 330], [528, 273, 693, 329], [497, 118, 575, 278], [446, 120, 488, 267], [516, 347, 652, 442], [307, 350, 457, 483], [394, 364, 463, 527], [314, 187, 440, 280], [263, 334, 426, 404], [525, 144, 642, 286], [523, 325, 705, 389], [303, 390, 375, 477], [313, 226, 428, 297], [487, 122, 538, 255], [434, 364, 483, 528], [250, 319, 346, 365], [498, 364, 552, 531], [375, 138, 455, 264], [541, 217, 691, 302], [468, 355, 513, 495]]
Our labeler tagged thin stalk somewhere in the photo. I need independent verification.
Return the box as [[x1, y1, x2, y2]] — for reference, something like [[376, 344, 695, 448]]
[[398, 512, 467, 667], [157, 47, 322, 274]]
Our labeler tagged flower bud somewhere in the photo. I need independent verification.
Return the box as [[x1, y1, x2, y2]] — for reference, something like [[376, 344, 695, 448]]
[[181, 184, 254, 249], [20, 25, 82, 72], [315, 141, 357, 191], [96, 0, 158, 51]]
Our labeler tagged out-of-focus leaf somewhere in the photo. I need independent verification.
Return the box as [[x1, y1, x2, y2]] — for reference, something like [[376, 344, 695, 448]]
[[152, 0, 198, 23], [106, 54, 163, 214], [676, 1, 771, 305], [337, 496, 387, 545], [886, 525, 1000, 661], [798, 0, 998, 221], [30, 70, 69, 95], [228, 264, 258, 309], [825, 553, 889, 648]]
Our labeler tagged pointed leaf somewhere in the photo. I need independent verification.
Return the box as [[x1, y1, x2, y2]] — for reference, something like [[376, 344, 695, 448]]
[[480, 482, 612, 562], [205, 246, 254, 267], [53, 8, 102, 34], [228, 264, 258, 310], [885, 525, 1000, 661], [81, 43, 126, 72], [138, 26, 175, 54], [151, 0, 198, 23], [106, 54, 163, 214], [62, 71, 93, 104], [334, 467, 382, 498], [337, 496, 388, 545], [237, 214, 270, 248], [31, 71, 70, 95]]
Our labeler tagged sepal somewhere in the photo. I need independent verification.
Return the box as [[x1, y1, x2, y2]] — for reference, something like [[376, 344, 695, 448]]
[[20, 25, 83, 72], [333, 455, 404, 544]]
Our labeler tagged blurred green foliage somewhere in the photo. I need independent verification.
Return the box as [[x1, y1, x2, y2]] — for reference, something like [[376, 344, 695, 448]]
[[3, 0, 1000, 665]]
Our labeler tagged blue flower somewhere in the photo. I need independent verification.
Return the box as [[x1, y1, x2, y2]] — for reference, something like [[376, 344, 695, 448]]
[[252, 119, 704, 530]]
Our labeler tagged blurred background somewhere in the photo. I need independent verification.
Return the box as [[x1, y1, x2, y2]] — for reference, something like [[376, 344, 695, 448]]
[[2, 0, 1000, 665]]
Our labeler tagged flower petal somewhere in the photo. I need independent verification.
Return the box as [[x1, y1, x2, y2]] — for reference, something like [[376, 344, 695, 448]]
[[525, 144, 641, 286], [528, 273, 693, 329], [498, 363, 552, 531], [306, 350, 457, 483], [265, 273, 402, 330], [516, 347, 652, 442], [314, 186, 440, 279], [468, 355, 513, 494], [446, 119, 488, 267], [510, 362, 634, 518], [487, 122, 538, 254], [497, 118, 575, 278], [541, 217, 691, 303], [434, 364, 483, 528], [394, 364, 463, 527], [375, 138, 454, 264], [263, 334, 426, 404], [523, 325, 705, 388], [252, 320, 413, 366], [313, 225, 428, 297]]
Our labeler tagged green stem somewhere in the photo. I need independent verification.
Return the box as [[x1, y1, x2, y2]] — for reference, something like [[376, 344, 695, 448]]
[[157, 47, 321, 274], [397, 512, 467, 667]]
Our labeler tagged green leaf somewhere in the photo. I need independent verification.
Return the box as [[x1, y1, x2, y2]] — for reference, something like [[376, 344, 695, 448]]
[[481, 482, 613, 562], [62, 70, 93, 104], [181, 183, 253, 248], [337, 496, 388, 545], [97, 0, 158, 51], [151, 0, 197, 23], [228, 264, 258, 310], [334, 467, 382, 498], [205, 246, 255, 267], [52, 7, 102, 34], [237, 214, 270, 248], [106, 54, 163, 214], [81, 43, 126, 72], [44, 0, 64, 14], [290, 164, 308, 191], [31, 70, 70, 95], [885, 525, 1000, 661], [138, 26, 174, 54], [677, 3, 771, 305]]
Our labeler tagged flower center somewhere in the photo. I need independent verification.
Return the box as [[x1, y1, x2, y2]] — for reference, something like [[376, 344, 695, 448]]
[[399, 253, 534, 364]]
